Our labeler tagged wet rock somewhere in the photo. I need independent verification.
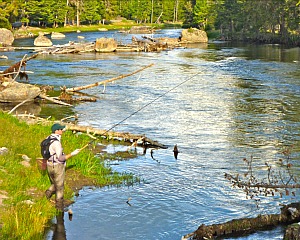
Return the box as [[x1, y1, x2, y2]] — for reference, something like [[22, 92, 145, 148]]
[[180, 28, 208, 43], [51, 32, 66, 39], [34, 33, 53, 47], [129, 26, 154, 34], [0, 82, 41, 103], [95, 38, 117, 52], [0, 28, 14, 46]]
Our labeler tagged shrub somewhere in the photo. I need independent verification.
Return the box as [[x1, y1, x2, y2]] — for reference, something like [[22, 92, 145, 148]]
[[0, 17, 12, 30]]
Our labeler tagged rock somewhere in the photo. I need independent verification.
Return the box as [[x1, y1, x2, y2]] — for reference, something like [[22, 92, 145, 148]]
[[0, 28, 14, 46], [95, 38, 117, 52], [51, 32, 66, 39], [98, 28, 108, 32], [129, 26, 154, 34], [0, 82, 41, 103], [34, 33, 53, 47], [180, 28, 208, 43], [0, 147, 8, 155]]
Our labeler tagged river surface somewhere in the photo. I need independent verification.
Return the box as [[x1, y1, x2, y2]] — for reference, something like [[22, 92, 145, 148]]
[[1, 29, 300, 240]]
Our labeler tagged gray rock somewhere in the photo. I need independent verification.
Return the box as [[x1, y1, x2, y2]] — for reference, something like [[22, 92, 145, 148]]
[[51, 32, 66, 39], [180, 28, 208, 43], [0, 28, 14, 46], [95, 38, 117, 52], [34, 34, 53, 47]]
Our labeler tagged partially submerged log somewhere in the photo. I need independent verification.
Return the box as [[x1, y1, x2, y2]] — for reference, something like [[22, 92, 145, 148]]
[[58, 91, 97, 102], [183, 202, 300, 240], [39, 93, 73, 106], [14, 113, 167, 149], [65, 123, 168, 149], [64, 63, 154, 93]]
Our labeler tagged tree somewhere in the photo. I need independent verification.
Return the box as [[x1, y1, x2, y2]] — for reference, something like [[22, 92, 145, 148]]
[[81, 0, 101, 25], [192, 0, 209, 29]]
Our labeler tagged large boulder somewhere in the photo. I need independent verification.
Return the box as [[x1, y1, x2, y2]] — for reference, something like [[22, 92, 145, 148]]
[[0, 81, 41, 103], [34, 33, 52, 47], [51, 32, 65, 39], [0, 28, 14, 46], [180, 28, 208, 43], [95, 38, 117, 52]]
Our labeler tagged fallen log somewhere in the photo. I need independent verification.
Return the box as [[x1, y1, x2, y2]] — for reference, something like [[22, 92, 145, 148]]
[[14, 113, 167, 149], [64, 63, 154, 93], [183, 202, 300, 240], [39, 93, 73, 106], [65, 123, 168, 149]]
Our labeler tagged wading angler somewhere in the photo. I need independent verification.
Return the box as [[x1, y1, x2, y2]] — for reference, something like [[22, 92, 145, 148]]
[[43, 123, 81, 211]]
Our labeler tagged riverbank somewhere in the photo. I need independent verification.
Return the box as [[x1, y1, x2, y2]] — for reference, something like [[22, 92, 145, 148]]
[[12, 22, 183, 40], [0, 111, 138, 239]]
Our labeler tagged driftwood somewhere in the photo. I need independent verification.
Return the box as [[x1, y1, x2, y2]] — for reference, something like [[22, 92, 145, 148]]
[[39, 93, 73, 106], [39, 42, 95, 54], [183, 202, 300, 240], [57, 92, 97, 102], [2, 53, 39, 76], [65, 123, 167, 149], [14, 113, 167, 149], [64, 63, 154, 93]]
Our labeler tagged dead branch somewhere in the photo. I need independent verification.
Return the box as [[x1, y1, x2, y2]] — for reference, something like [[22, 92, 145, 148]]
[[39, 93, 73, 106], [64, 63, 154, 93], [225, 173, 300, 189], [2, 53, 39, 76], [8, 98, 32, 114]]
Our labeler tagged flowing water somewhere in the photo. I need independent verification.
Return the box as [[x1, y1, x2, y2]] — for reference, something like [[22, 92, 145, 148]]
[[1, 29, 300, 240]]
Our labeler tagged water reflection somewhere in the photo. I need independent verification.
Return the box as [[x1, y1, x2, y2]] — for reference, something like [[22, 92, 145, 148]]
[[47, 211, 69, 240]]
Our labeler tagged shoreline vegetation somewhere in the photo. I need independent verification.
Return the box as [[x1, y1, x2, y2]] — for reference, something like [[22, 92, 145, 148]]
[[0, 111, 139, 239], [10, 21, 299, 47]]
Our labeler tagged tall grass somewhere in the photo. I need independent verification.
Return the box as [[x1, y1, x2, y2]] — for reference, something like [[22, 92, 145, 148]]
[[0, 111, 137, 239]]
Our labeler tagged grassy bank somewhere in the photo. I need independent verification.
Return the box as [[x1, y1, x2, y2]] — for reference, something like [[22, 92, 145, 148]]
[[0, 111, 136, 239], [13, 21, 183, 38]]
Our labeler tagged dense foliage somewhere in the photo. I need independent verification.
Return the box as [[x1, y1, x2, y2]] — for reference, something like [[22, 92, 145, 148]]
[[0, 0, 299, 44]]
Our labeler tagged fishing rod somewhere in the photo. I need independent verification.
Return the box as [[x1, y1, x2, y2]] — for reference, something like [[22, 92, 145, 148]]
[[79, 70, 202, 151]]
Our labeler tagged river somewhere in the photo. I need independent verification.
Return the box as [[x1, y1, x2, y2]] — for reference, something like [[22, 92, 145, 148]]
[[1, 29, 300, 240]]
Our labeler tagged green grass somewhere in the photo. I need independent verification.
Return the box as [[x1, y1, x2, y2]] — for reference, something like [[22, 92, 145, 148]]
[[13, 22, 181, 37], [0, 111, 138, 239]]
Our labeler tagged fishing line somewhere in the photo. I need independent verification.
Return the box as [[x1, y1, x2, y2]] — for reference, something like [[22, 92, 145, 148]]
[[81, 70, 202, 150]]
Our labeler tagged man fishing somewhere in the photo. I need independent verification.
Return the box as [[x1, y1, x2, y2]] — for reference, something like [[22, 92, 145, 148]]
[[45, 123, 81, 211]]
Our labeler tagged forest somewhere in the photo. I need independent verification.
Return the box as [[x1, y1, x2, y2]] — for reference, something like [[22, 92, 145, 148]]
[[0, 0, 299, 45]]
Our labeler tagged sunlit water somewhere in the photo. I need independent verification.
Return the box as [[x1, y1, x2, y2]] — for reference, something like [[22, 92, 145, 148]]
[[1, 29, 300, 240]]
